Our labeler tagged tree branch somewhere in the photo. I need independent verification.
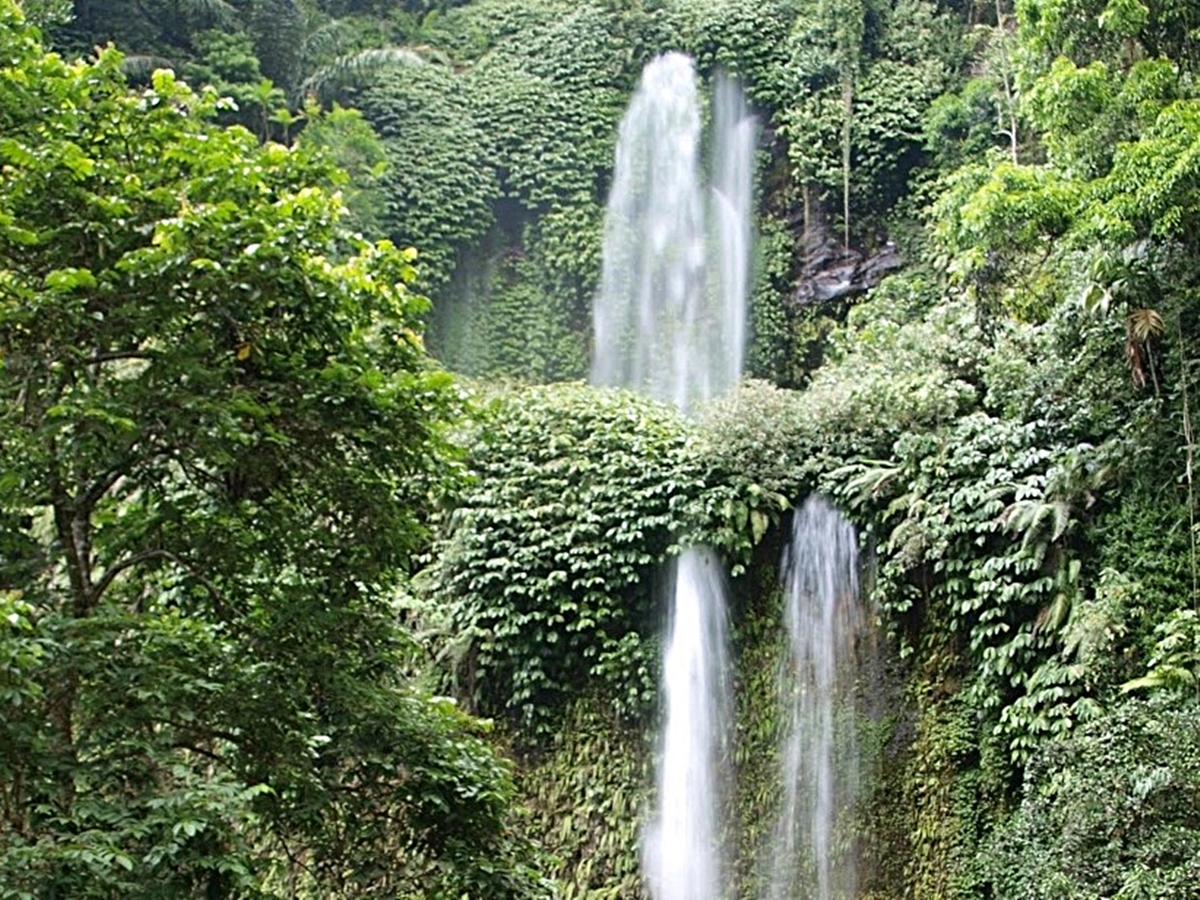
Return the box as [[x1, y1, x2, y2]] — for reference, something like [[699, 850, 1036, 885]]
[[171, 741, 230, 764], [80, 467, 125, 515], [85, 351, 158, 365], [90, 548, 227, 617]]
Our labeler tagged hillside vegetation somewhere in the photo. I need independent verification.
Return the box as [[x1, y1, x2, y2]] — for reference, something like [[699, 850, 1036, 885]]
[[4, 0, 1200, 897]]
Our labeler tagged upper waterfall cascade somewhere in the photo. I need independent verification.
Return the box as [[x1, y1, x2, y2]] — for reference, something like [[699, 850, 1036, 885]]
[[591, 53, 754, 416]]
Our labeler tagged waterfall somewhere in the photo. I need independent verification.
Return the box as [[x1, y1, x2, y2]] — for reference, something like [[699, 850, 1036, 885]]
[[710, 72, 754, 391], [642, 548, 732, 900], [769, 496, 865, 900], [590, 53, 755, 900], [591, 53, 753, 415]]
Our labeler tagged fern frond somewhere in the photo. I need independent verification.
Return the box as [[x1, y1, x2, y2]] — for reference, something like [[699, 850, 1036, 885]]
[[829, 458, 902, 508], [1001, 498, 1072, 552], [1034, 589, 1072, 635], [1121, 665, 1195, 693]]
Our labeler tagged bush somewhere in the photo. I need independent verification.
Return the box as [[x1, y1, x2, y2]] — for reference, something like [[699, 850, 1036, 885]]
[[429, 383, 705, 734], [984, 697, 1200, 900]]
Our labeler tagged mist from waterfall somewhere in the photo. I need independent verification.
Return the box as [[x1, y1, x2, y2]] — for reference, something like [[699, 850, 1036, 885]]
[[769, 496, 865, 900], [589, 52, 755, 900]]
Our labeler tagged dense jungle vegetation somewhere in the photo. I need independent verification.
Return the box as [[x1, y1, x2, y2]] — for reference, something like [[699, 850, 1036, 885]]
[[3, 0, 1200, 896]]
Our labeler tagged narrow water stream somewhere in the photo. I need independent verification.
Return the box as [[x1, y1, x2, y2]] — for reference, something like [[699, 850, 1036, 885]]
[[770, 496, 865, 900]]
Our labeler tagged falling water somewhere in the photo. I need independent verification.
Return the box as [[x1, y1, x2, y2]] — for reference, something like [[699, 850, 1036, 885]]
[[642, 549, 732, 900], [590, 53, 755, 900], [591, 53, 754, 414], [769, 496, 865, 900], [710, 72, 755, 388]]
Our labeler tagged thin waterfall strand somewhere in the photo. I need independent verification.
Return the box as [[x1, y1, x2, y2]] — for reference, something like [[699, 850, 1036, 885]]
[[710, 72, 755, 393], [769, 496, 864, 900], [642, 549, 732, 900]]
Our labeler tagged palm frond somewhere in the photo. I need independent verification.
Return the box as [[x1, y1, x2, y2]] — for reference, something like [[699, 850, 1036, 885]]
[[301, 19, 354, 63], [178, 0, 238, 23], [1128, 307, 1165, 343], [1124, 307, 1165, 387], [300, 47, 426, 104]]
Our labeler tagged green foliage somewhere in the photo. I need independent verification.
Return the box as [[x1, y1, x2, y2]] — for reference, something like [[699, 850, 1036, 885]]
[[931, 32, 1200, 324], [183, 29, 287, 139], [924, 77, 1010, 172], [418, 3, 630, 380], [389, 0, 652, 375], [411, 2, 1200, 896], [519, 700, 650, 899], [465, 4, 634, 206], [1122, 607, 1200, 695], [910, 9, 1200, 831], [36, 1, 1200, 894], [19, 0, 70, 28], [730, 280, 1167, 779], [697, 381, 814, 519], [0, 11, 547, 895], [782, 0, 959, 237], [425, 379, 804, 735], [671, 0, 795, 107], [357, 61, 500, 287], [297, 102, 390, 237], [985, 697, 1200, 900], [746, 213, 795, 383], [303, 45, 427, 104], [800, 289, 982, 462], [901, 680, 1009, 900], [429, 384, 702, 733], [1092, 484, 1196, 629], [432, 239, 589, 382], [431, 0, 579, 62], [932, 160, 1078, 307], [1018, 0, 1200, 73]]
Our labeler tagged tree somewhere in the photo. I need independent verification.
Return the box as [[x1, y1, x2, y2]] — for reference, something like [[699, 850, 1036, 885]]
[[0, 4, 547, 895]]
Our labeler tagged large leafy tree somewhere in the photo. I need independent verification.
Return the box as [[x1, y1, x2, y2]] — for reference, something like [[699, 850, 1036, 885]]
[[0, 4, 546, 896]]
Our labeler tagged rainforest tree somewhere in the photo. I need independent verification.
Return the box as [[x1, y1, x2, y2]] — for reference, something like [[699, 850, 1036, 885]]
[[0, 5, 547, 895]]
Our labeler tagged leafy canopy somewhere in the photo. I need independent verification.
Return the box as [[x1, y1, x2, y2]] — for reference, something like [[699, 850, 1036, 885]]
[[0, 4, 547, 895]]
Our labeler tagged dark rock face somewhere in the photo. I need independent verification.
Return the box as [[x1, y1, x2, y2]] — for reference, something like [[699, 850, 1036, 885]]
[[794, 240, 902, 305]]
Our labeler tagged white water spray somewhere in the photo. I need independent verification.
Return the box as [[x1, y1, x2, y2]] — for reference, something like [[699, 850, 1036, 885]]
[[590, 52, 755, 900], [592, 53, 753, 414], [770, 496, 865, 900], [642, 548, 732, 900]]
